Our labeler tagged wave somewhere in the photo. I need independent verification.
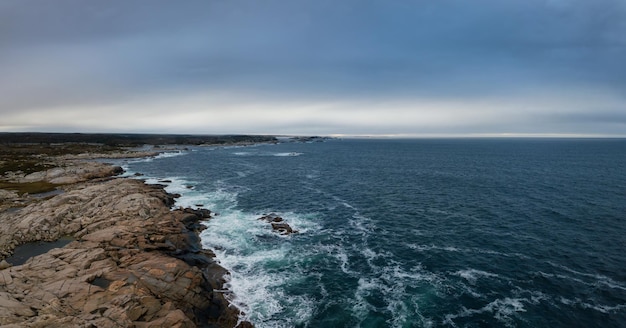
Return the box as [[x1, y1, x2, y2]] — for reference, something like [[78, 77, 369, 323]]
[[199, 204, 320, 327], [443, 297, 527, 328], [233, 151, 303, 157], [134, 150, 188, 163], [546, 261, 626, 291], [558, 297, 626, 314], [408, 244, 530, 259], [273, 152, 303, 157], [119, 150, 188, 177], [453, 268, 501, 285]]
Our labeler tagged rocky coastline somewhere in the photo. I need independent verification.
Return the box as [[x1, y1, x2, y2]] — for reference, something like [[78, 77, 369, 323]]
[[0, 148, 252, 327]]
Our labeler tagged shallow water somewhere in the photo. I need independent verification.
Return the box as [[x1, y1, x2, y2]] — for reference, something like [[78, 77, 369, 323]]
[[124, 139, 626, 327], [6, 236, 74, 266]]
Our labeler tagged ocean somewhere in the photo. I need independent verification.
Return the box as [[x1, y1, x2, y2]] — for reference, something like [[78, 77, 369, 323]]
[[120, 138, 626, 327]]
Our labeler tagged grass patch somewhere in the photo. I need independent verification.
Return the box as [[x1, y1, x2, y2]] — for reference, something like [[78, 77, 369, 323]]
[[0, 181, 59, 195], [0, 159, 55, 176], [0, 143, 122, 176]]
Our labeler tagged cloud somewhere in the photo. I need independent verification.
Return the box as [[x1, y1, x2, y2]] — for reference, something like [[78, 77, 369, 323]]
[[0, 0, 625, 135]]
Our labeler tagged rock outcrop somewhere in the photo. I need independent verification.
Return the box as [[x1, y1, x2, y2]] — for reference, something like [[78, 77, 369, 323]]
[[14, 161, 124, 185], [0, 178, 249, 327], [257, 213, 298, 235]]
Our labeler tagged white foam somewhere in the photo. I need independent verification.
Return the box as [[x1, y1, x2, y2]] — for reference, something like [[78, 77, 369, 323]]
[[314, 243, 355, 275], [407, 244, 529, 259], [546, 261, 626, 291], [198, 202, 320, 327], [453, 269, 501, 285], [232, 151, 303, 157], [581, 302, 626, 314], [444, 297, 526, 328], [120, 150, 188, 177], [349, 258, 445, 328], [154, 150, 187, 159], [558, 296, 626, 314], [352, 277, 379, 320], [273, 152, 303, 157], [133, 150, 187, 163]]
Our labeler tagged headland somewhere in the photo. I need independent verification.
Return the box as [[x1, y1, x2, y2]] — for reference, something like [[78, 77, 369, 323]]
[[0, 133, 274, 327]]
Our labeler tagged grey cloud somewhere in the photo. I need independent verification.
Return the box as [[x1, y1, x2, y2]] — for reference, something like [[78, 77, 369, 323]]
[[1, 0, 625, 135]]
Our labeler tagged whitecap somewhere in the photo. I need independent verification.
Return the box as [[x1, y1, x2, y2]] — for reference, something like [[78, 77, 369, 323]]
[[135, 150, 187, 163], [273, 152, 303, 157], [407, 244, 529, 259], [546, 261, 626, 291], [198, 203, 320, 327], [444, 297, 526, 328], [558, 296, 626, 314], [453, 269, 501, 285]]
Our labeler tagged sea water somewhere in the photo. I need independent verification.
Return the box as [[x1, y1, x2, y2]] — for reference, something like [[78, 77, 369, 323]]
[[121, 139, 626, 327]]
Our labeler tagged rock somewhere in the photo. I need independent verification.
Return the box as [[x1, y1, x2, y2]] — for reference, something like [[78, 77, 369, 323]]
[[12, 161, 124, 186], [237, 321, 255, 328], [0, 189, 18, 201], [182, 208, 212, 219], [0, 176, 245, 327], [0, 260, 11, 270], [271, 222, 297, 235], [257, 213, 283, 223], [259, 214, 298, 235]]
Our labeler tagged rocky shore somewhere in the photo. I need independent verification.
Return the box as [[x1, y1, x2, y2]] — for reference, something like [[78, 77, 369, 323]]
[[0, 150, 252, 327]]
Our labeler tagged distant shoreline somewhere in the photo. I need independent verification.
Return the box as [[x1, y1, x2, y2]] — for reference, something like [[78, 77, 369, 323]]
[[0, 132, 279, 146]]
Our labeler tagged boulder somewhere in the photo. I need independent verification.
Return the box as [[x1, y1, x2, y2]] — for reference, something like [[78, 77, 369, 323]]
[[258, 214, 298, 235], [257, 213, 283, 223], [271, 222, 298, 235]]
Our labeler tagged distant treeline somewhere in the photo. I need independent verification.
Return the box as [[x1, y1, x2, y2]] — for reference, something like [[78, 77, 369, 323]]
[[0, 133, 277, 146]]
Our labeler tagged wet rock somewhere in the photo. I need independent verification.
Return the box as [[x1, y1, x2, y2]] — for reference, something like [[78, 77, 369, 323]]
[[182, 207, 212, 220], [271, 222, 298, 235], [257, 213, 283, 223], [258, 213, 298, 235]]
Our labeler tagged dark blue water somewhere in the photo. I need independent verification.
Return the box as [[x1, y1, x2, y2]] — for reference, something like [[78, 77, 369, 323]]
[[124, 139, 626, 327]]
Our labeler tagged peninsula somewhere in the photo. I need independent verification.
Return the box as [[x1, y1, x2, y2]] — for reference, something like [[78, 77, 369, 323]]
[[0, 133, 275, 327]]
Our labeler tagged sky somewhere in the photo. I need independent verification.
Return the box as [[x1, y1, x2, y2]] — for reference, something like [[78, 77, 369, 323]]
[[1, 0, 625, 136]]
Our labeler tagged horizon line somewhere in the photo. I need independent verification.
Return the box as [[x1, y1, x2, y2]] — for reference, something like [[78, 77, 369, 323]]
[[1, 131, 626, 139]]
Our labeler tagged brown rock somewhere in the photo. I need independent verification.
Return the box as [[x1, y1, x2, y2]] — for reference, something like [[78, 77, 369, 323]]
[[0, 260, 11, 269], [0, 174, 246, 327]]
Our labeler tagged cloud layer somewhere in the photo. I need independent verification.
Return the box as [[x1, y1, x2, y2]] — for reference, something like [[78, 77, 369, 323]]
[[1, 0, 625, 135]]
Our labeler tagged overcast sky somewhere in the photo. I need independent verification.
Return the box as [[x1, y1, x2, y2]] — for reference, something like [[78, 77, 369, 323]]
[[1, 0, 625, 136]]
